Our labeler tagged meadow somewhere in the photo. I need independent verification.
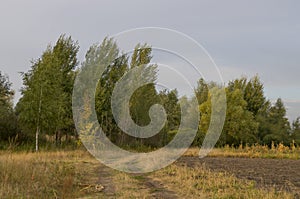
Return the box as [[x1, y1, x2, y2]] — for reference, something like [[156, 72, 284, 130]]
[[1, 145, 299, 198]]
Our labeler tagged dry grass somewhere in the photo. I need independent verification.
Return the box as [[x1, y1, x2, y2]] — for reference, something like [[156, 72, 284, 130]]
[[184, 143, 300, 159], [151, 164, 294, 199], [0, 148, 298, 198], [112, 172, 149, 198], [0, 150, 155, 199], [0, 150, 102, 199]]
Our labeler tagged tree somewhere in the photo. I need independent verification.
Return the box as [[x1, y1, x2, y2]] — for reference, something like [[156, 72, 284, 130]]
[[195, 78, 209, 106], [95, 48, 128, 143], [51, 35, 79, 143], [74, 37, 121, 149], [158, 89, 181, 145], [256, 100, 272, 144], [159, 89, 180, 131], [224, 88, 258, 145], [129, 44, 158, 124], [291, 117, 300, 145], [0, 71, 17, 143], [228, 75, 266, 117], [17, 35, 79, 151], [94, 42, 165, 148], [261, 98, 291, 145], [194, 79, 219, 146], [244, 76, 266, 116], [200, 86, 258, 146]]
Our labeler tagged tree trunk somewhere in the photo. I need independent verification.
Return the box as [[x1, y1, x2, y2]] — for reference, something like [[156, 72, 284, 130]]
[[55, 130, 62, 146], [35, 126, 39, 152]]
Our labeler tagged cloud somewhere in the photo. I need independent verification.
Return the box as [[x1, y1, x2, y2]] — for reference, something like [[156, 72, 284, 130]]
[[0, 0, 299, 120]]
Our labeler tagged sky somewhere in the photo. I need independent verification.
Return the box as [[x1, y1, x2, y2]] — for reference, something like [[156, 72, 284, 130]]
[[0, 0, 299, 120]]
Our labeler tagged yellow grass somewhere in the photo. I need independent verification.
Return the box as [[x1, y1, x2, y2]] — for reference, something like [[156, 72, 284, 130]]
[[184, 143, 300, 159], [0, 150, 102, 199], [0, 148, 297, 198], [112, 172, 149, 198], [151, 164, 294, 199]]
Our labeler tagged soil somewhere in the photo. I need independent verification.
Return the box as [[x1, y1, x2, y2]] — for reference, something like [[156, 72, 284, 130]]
[[97, 165, 178, 198], [96, 157, 300, 198], [137, 176, 178, 199], [177, 156, 300, 195], [97, 165, 116, 198]]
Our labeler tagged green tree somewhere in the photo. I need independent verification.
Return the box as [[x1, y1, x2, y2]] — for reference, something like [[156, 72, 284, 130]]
[[194, 80, 220, 146], [127, 44, 162, 147], [95, 42, 165, 148], [17, 35, 79, 150], [200, 87, 258, 146], [159, 89, 180, 131], [158, 89, 181, 145], [223, 88, 258, 145], [95, 52, 128, 143], [228, 75, 266, 117], [0, 72, 17, 143], [51, 35, 79, 143], [129, 44, 158, 126], [291, 117, 300, 145], [195, 78, 209, 106], [261, 98, 291, 145], [227, 76, 280, 145], [75, 37, 120, 148]]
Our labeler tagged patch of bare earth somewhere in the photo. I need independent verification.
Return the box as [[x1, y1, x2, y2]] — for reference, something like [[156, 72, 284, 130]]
[[177, 156, 300, 196], [95, 164, 178, 198], [130, 174, 178, 199], [97, 165, 116, 198]]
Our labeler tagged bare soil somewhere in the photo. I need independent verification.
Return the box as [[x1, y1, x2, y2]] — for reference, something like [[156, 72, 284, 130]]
[[96, 165, 178, 198], [97, 165, 116, 198], [95, 157, 300, 198], [177, 156, 300, 195], [136, 176, 178, 199]]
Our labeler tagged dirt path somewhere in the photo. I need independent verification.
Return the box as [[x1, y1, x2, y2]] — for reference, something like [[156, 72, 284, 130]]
[[178, 156, 300, 194], [131, 174, 178, 199], [96, 165, 178, 198], [97, 165, 116, 198]]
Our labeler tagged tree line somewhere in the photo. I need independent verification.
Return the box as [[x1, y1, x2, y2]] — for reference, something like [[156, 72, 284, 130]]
[[0, 35, 299, 150]]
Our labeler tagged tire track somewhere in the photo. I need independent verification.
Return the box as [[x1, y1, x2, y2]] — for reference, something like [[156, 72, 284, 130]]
[[97, 165, 116, 198], [130, 174, 178, 199]]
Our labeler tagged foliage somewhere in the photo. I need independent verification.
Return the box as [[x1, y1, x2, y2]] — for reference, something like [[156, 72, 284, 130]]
[[196, 77, 293, 147], [0, 72, 17, 142], [199, 86, 258, 146], [291, 117, 300, 145], [16, 35, 79, 148], [1, 36, 298, 149], [260, 98, 291, 145]]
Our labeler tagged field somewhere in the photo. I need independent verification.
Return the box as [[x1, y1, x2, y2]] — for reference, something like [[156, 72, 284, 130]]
[[0, 146, 299, 199]]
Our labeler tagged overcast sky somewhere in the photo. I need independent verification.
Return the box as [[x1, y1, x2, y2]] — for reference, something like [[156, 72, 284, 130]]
[[0, 0, 299, 120]]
